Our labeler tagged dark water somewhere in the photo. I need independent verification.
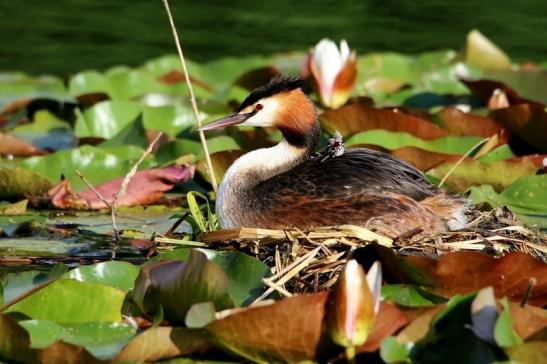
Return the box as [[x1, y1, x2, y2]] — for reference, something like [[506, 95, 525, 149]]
[[2, 0, 547, 75]]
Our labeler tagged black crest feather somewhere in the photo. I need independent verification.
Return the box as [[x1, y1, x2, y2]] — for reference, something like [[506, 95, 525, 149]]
[[237, 75, 304, 112]]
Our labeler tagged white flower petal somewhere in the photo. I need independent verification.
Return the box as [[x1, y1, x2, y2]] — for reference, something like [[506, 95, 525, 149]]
[[312, 38, 344, 97], [340, 39, 350, 62]]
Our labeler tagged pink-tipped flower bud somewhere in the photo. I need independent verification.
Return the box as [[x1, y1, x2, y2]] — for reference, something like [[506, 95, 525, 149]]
[[327, 260, 382, 348], [308, 39, 357, 109]]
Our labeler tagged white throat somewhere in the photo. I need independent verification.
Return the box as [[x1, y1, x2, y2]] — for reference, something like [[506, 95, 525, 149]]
[[216, 139, 307, 228]]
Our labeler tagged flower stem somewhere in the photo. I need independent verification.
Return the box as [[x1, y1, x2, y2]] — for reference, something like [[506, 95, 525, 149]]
[[346, 346, 356, 363]]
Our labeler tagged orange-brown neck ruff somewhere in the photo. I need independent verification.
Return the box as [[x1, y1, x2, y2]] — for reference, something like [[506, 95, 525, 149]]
[[275, 88, 320, 151]]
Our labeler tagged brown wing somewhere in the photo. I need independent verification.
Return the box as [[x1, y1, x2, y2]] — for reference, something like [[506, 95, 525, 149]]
[[253, 148, 438, 204], [245, 148, 445, 236]]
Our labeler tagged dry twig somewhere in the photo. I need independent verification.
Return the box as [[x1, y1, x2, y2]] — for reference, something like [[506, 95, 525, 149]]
[[161, 0, 218, 192], [439, 136, 490, 187]]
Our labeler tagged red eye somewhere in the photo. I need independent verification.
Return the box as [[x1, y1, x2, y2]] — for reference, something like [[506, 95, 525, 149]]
[[254, 103, 263, 111]]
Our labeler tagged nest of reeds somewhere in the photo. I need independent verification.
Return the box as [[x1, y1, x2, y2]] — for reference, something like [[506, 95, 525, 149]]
[[195, 207, 546, 297]]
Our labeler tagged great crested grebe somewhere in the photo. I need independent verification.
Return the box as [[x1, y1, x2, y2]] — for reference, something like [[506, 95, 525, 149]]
[[199, 76, 468, 238]]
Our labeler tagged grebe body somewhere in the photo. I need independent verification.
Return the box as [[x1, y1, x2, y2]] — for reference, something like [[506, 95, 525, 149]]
[[200, 76, 467, 237]]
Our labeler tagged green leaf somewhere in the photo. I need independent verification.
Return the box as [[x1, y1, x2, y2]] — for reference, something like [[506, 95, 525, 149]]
[[379, 337, 412, 363], [0, 199, 28, 215], [381, 284, 447, 307], [464, 29, 511, 70], [105, 67, 157, 100], [131, 250, 233, 324], [68, 70, 108, 97], [143, 104, 204, 136], [357, 53, 416, 85], [152, 248, 269, 306], [428, 159, 539, 192], [186, 191, 217, 233], [99, 115, 148, 148], [1, 267, 66, 306], [469, 175, 547, 229], [0, 73, 70, 111], [0, 238, 89, 256], [20, 145, 155, 191], [63, 261, 140, 293], [19, 320, 136, 360], [5, 279, 125, 324], [46, 210, 191, 236], [484, 69, 547, 105], [0, 167, 53, 200], [478, 145, 514, 163], [200, 56, 269, 88], [155, 135, 240, 165], [345, 130, 482, 155], [74, 100, 142, 139], [155, 139, 203, 165], [494, 298, 523, 348]]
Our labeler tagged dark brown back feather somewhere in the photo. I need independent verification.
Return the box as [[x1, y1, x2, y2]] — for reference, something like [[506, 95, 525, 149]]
[[252, 148, 438, 206]]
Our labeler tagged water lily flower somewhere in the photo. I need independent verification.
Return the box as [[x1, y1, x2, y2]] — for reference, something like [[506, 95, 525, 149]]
[[307, 39, 357, 109], [327, 260, 382, 357]]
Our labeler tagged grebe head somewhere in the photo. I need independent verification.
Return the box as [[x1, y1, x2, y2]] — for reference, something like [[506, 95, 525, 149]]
[[199, 75, 319, 150]]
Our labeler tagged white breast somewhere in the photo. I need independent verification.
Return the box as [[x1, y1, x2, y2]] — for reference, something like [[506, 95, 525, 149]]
[[216, 139, 307, 228]]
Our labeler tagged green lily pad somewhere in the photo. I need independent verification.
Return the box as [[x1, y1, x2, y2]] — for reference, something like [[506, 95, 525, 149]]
[[483, 69, 547, 105], [428, 159, 539, 192], [63, 261, 140, 292], [381, 284, 447, 307], [5, 279, 126, 324], [142, 104, 205, 136], [0, 238, 89, 256], [68, 70, 108, 97], [469, 175, 547, 229], [0, 200, 28, 215], [46, 210, 191, 236], [20, 145, 156, 191], [357, 52, 416, 85], [19, 320, 136, 360], [1, 266, 66, 306], [99, 115, 148, 149], [155, 135, 241, 165], [345, 130, 482, 155], [0, 73, 71, 111], [464, 29, 511, 71], [74, 100, 142, 139], [379, 337, 412, 364]]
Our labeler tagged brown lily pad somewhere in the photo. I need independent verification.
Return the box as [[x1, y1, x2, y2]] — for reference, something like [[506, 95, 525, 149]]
[[0, 133, 46, 157], [490, 103, 547, 153], [357, 246, 547, 307], [435, 107, 507, 140], [427, 157, 541, 192], [206, 292, 328, 363], [358, 301, 408, 353], [320, 104, 447, 139]]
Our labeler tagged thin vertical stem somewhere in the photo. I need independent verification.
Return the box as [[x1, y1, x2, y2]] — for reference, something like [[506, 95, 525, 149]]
[[161, 0, 218, 192]]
